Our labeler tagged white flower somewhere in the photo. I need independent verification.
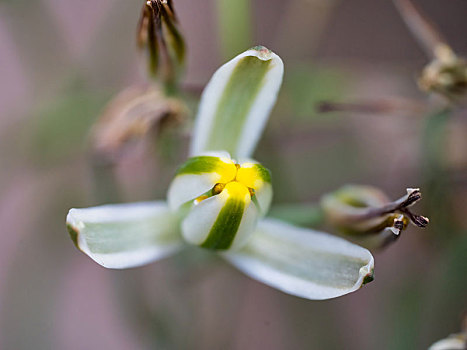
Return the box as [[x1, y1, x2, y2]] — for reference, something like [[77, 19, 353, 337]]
[[66, 46, 374, 300]]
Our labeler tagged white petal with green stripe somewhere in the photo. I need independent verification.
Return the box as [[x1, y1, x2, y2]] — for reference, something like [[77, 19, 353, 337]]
[[181, 182, 259, 250], [66, 201, 182, 269], [167, 154, 237, 211], [223, 218, 375, 300], [190, 46, 284, 159]]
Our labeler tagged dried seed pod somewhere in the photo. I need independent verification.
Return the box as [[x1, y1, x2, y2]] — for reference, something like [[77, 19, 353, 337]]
[[137, 0, 186, 88], [91, 84, 187, 162], [394, 0, 467, 102], [419, 49, 467, 101], [322, 185, 428, 249]]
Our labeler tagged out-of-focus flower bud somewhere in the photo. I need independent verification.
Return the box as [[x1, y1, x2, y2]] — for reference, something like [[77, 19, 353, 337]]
[[394, 0, 467, 102], [419, 46, 467, 102], [429, 313, 467, 350], [321, 185, 429, 249], [137, 0, 186, 89], [429, 333, 467, 350], [91, 84, 187, 162]]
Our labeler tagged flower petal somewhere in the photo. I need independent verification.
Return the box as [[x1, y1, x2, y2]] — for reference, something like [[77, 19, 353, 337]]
[[429, 333, 467, 350], [181, 182, 259, 250], [167, 154, 237, 211], [236, 161, 273, 215], [190, 46, 284, 159], [223, 218, 374, 300], [252, 182, 273, 216], [66, 201, 182, 269]]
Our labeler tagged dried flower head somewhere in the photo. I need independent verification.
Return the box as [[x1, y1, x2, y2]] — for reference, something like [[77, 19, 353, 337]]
[[322, 185, 428, 249], [418, 46, 467, 101], [91, 84, 187, 161], [394, 0, 467, 102], [137, 0, 186, 88]]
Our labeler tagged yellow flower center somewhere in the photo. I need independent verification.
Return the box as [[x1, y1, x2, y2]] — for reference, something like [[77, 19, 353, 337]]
[[197, 161, 264, 203]]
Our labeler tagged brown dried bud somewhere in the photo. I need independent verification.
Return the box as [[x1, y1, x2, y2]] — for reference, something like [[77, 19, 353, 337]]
[[91, 84, 187, 162], [137, 0, 186, 89]]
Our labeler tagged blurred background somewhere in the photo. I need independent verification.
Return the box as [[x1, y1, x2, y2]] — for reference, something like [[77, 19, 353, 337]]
[[0, 0, 466, 349]]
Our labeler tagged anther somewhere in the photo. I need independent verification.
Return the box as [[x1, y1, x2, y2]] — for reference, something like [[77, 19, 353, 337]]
[[212, 183, 226, 195]]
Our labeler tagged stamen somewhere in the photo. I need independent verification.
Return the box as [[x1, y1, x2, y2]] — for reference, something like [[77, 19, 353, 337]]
[[400, 208, 430, 228], [392, 214, 408, 235], [212, 183, 226, 195]]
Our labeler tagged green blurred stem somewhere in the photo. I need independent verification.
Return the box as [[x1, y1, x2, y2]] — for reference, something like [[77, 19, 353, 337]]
[[268, 203, 325, 228], [424, 108, 451, 168], [422, 108, 456, 239], [90, 158, 121, 204], [217, 0, 252, 59]]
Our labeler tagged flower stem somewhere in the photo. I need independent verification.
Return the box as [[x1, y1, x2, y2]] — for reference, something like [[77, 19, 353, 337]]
[[90, 156, 121, 204], [422, 107, 458, 240]]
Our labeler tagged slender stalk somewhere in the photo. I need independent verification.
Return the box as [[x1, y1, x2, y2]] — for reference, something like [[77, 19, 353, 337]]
[[89, 156, 121, 204], [422, 108, 457, 240], [393, 0, 450, 60]]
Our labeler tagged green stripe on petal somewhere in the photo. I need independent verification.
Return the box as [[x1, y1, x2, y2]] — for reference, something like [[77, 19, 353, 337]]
[[181, 182, 259, 250], [223, 218, 374, 300], [207, 57, 270, 153], [253, 164, 272, 183], [176, 155, 236, 178], [190, 46, 284, 159], [201, 196, 245, 249], [177, 156, 224, 175], [66, 201, 182, 269]]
